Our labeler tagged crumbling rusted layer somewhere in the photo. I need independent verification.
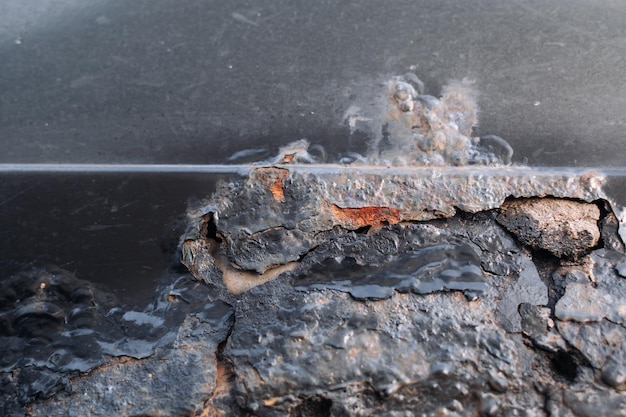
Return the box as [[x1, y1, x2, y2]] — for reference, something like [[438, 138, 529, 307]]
[[497, 197, 601, 259], [248, 166, 289, 202], [183, 165, 609, 278], [330, 204, 402, 229]]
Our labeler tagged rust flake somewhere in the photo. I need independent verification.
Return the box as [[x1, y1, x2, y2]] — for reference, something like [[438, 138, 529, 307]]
[[331, 204, 402, 229], [251, 167, 290, 202]]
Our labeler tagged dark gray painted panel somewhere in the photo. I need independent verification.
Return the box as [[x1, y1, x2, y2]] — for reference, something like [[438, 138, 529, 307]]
[[1, 0, 625, 166]]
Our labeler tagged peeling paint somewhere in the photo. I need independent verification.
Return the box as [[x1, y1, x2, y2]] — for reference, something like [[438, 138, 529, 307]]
[[179, 75, 623, 302], [5, 73, 626, 416], [183, 165, 612, 292]]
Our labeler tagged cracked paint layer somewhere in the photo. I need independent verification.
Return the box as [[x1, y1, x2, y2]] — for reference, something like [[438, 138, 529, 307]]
[[5, 74, 626, 416], [182, 165, 610, 288]]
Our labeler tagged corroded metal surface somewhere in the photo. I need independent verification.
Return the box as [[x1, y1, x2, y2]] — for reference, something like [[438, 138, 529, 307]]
[[183, 165, 608, 278], [3, 74, 626, 416], [4, 187, 625, 417], [0, 268, 235, 416], [497, 197, 602, 259]]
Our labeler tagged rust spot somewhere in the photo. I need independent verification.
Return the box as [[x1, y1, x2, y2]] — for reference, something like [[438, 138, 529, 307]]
[[331, 204, 402, 229], [251, 167, 289, 202], [269, 181, 285, 202], [280, 152, 296, 164]]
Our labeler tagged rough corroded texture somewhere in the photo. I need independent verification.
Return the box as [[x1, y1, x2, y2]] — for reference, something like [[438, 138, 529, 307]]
[[497, 197, 601, 259], [4, 72, 626, 416], [0, 268, 235, 417], [27, 315, 227, 417], [184, 166, 607, 274], [174, 165, 625, 416], [223, 217, 553, 416], [3, 163, 626, 416], [5, 209, 626, 417]]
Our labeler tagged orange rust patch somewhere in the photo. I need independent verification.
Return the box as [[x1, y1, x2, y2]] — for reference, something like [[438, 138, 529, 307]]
[[281, 152, 296, 164], [330, 204, 402, 229], [269, 180, 285, 202], [251, 167, 289, 202]]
